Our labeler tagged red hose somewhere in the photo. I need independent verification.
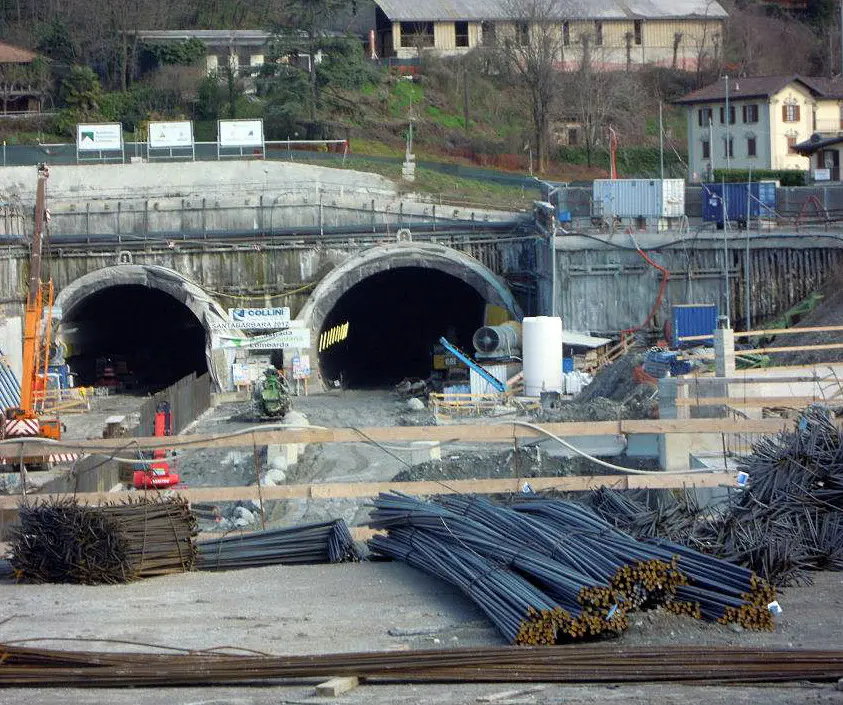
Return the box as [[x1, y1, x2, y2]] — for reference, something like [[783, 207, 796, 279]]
[[622, 247, 670, 336]]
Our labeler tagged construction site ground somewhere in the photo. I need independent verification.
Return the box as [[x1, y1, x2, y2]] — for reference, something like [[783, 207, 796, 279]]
[[0, 562, 841, 704], [3, 388, 843, 703]]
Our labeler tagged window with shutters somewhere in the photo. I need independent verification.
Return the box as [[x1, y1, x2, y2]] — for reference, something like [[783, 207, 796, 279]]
[[562, 21, 570, 46], [702, 140, 710, 159], [742, 104, 759, 123], [515, 21, 529, 45], [787, 136, 798, 154], [782, 103, 800, 122], [698, 107, 713, 127], [747, 137, 756, 157], [719, 106, 735, 124], [724, 137, 733, 159], [634, 20, 642, 45], [595, 21, 603, 45]]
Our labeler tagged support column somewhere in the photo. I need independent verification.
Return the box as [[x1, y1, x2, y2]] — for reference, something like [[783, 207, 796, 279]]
[[658, 377, 691, 470]]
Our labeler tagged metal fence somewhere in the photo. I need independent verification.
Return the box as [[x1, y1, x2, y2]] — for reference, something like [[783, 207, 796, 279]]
[[132, 372, 211, 439]]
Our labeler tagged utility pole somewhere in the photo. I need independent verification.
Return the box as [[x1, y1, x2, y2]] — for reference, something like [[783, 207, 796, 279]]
[[659, 101, 665, 179], [724, 75, 731, 171]]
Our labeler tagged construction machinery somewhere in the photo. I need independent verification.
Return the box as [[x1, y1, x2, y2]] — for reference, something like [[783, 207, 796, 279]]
[[1, 164, 62, 471], [253, 368, 291, 419], [132, 402, 180, 490]]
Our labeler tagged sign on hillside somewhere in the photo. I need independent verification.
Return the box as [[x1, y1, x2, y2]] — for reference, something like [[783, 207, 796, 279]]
[[77, 123, 123, 152], [148, 121, 194, 149], [218, 119, 264, 148]]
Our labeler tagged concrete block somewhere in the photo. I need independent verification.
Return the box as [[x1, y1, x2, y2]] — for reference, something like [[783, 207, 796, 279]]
[[409, 440, 441, 465]]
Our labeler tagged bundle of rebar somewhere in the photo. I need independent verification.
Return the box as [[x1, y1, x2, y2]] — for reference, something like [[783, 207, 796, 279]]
[[8, 497, 197, 584], [368, 493, 774, 645], [576, 407, 843, 587], [2, 642, 843, 687], [197, 519, 360, 570]]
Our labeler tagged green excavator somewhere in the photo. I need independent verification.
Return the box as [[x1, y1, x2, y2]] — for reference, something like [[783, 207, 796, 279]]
[[254, 368, 292, 419]]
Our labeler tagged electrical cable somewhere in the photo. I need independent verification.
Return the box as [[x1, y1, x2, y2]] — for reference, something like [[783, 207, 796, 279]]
[[505, 420, 717, 476]]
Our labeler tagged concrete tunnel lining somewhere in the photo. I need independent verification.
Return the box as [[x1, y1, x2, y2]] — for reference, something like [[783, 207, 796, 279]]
[[298, 243, 523, 387], [55, 265, 231, 391]]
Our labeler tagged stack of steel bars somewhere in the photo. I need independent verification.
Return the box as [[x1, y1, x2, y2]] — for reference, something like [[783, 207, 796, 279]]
[[580, 406, 843, 587], [196, 519, 360, 570], [369, 492, 776, 644], [9, 497, 196, 584], [581, 487, 699, 543], [2, 642, 843, 687]]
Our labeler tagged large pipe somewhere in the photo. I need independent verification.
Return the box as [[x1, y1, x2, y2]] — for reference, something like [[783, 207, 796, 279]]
[[472, 320, 522, 357]]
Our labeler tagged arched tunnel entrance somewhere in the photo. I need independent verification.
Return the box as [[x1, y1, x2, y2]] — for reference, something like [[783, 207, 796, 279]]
[[301, 243, 523, 389], [56, 265, 230, 393], [319, 267, 486, 387], [62, 285, 207, 391]]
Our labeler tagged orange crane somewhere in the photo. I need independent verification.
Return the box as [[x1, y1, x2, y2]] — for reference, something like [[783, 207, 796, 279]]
[[2, 164, 62, 455]]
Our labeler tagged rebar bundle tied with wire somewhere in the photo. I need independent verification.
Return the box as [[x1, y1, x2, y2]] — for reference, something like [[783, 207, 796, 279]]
[[368, 492, 776, 645], [9, 497, 197, 584], [196, 519, 360, 570]]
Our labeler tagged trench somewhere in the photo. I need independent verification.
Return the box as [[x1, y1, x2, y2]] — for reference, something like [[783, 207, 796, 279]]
[[317, 267, 487, 388], [61, 284, 207, 392]]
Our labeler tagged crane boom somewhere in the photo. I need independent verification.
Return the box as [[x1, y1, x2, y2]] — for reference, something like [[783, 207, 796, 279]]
[[3, 163, 61, 450], [19, 164, 50, 413]]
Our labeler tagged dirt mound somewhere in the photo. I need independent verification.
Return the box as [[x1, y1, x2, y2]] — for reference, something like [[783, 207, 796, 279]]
[[767, 283, 843, 367], [392, 447, 658, 483]]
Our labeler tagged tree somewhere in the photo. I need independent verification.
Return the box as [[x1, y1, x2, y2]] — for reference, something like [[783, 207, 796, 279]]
[[561, 48, 638, 168], [267, 0, 356, 125], [59, 65, 102, 114], [493, 0, 564, 173]]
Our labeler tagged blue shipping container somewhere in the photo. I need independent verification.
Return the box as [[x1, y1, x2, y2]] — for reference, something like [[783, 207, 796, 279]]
[[672, 304, 718, 348], [701, 182, 777, 224]]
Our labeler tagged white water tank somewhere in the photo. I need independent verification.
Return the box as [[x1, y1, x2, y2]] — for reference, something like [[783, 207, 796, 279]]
[[522, 316, 563, 397]]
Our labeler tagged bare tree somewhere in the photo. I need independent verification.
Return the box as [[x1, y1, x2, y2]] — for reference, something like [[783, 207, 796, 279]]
[[493, 0, 565, 173], [561, 44, 638, 168]]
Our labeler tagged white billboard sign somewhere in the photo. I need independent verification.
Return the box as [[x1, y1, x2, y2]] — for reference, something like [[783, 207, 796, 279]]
[[218, 119, 264, 147], [223, 328, 312, 350], [229, 307, 290, 329], [77, 123, 123, 152], [148, 120, 194, 149]]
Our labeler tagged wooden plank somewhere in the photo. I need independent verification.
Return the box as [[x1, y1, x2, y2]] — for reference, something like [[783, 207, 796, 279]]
[[0, 472, 736, 510], [674, 375, 833, 385], [315, 676, 360, 696], [749, 343, 843, 355], [0, 419, 799, 457], [675, 396, 821, 407], [679, 325, 843, 342]]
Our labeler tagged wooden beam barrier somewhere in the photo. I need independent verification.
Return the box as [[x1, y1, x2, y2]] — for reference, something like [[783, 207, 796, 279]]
[[0, 472, 735, 511], [675, 396, 823, 407], [675, 374, 835, 385], [679, 324, 843, 343], [0, 419, 800, 457]]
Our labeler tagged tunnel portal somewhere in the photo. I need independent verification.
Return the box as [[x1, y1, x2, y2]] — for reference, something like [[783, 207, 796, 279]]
[[318, 267, 487, 388], [62, 284, 207, 392]]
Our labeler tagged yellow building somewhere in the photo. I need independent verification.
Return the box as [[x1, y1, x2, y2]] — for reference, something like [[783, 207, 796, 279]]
[[676, 76, 843, 182], [373, 0, 726, 71]]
